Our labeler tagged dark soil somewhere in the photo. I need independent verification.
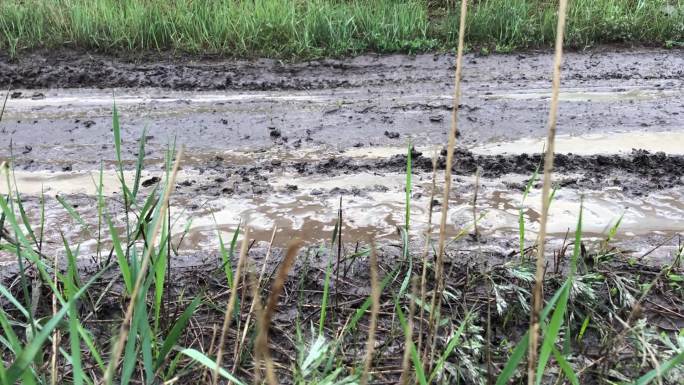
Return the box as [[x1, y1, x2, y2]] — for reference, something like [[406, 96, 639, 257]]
[[2, 47, 683, 91], [169, 148, 683, 199], [2, 238, 682, 384]]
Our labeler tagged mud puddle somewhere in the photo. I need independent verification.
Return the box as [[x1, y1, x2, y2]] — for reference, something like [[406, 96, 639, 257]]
[[471, 131, 684, 156], [2, 166, 682, 265], [483, 87, 681, 102], [177, 174, 684, 249]]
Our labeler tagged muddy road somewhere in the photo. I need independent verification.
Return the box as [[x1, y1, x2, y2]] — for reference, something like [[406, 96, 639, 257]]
[[0, 47, 683, 265]]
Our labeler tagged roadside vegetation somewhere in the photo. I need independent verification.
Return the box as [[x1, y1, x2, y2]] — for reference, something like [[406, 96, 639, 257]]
[[1, 1, 683, 385], [0, 0, 682, 59]]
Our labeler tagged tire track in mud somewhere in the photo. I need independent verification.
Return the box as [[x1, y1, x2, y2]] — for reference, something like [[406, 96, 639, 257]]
[[2, 48, 683, 91], [0, 47, 683, 264]]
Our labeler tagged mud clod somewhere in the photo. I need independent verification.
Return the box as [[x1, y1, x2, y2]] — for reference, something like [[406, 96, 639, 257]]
[[141, 176, 161, 187], [269, 127, 282, 139], [384, 130, 400, 139]]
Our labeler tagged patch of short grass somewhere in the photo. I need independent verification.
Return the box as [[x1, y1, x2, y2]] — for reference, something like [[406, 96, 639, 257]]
[[0, 0, 682, 58]]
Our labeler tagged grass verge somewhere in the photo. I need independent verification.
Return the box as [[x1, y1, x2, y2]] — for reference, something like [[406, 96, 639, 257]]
[[0, 0, 682, 59]]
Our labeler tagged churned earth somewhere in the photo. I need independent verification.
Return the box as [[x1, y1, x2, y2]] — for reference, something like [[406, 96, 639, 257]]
[[0, 46, 683, 265]]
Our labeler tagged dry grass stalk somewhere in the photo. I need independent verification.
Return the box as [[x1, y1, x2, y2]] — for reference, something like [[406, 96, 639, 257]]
[[360, 241, 380, 385], [472, 167, 481, 239], [103, 147, 184, 385], [201, 324, 219, 384], [334, 196, 343, 312], [212, 226, 251, 385], [400, 277, 418, 385], [249, 269, 265, 385], [429, 0, 468, 369], [256, 239, 304, 385], [417, 149, 438, 359], [234, 226, 277, 375], [527, 0, 568, 384]]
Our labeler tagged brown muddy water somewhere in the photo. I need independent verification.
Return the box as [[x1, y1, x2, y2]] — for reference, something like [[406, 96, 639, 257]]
[[1, 155, 682, 265], [0, 47, 683, 265]]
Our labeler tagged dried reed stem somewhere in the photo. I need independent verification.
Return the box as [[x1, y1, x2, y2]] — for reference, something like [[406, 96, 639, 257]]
[[212, 227, 250, 385], [527, 1, 568, 384], [400, 277, 418, 385], [234, 226, 277, 375], [429, 0, 468, 368], [256, 239, 303, 385], [472, 167, 481, 239], [250, 269, 265, 385], [103, 148, 184, 385], [201, 325, 219, 384], [360, 241, 380, 385], [417, 149, 438, 359]]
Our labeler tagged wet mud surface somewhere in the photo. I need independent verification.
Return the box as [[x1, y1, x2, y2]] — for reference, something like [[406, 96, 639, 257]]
[[1, 47, 683, 167], [0, 47, 683, 265], [2, 47, 683, 91], [1, 48, 683, 385]]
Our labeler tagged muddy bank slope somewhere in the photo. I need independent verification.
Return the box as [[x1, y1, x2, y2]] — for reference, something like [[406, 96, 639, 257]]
[[1, 47, 683, 90]]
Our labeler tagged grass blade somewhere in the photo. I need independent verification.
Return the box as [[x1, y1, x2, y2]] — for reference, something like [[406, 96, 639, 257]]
[[405, 139, 412, 231], [427, 317, 468, 383], [319, 247, 333, 336], [56, 194, 90, 234], [495, 279, 571, 385], [6, 265, 111, 383], [106, 214, 132, 294], [156, 295, 203, 370], [112, 101, 132, 201], [180, 348, 246, 385], [395, 297, 427, 385], [62, 236, 84, 385], [535, 201, 582, 384], [535, 282, 570, 385], [632, 350, 684, 385], [131, 127, 147, 199], [552, 347, 579, 385], [495, 333, 529, 385]]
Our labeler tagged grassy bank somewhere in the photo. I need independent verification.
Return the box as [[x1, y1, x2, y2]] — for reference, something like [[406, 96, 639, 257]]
[[0, 0, 682, 58]]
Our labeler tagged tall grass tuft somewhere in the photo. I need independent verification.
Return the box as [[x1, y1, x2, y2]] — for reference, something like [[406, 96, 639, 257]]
[[102, 146, 184, 385], [0, 0, 681, 58]]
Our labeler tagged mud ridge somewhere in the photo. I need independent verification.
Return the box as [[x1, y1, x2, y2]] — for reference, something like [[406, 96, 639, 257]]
[[294, 148, 684, 191], [171, 149, 683, 198], [1, 48, 682, 91]]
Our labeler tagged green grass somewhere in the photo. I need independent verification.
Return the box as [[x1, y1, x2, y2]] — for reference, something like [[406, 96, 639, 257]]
[[0, 0, 682, 59]]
